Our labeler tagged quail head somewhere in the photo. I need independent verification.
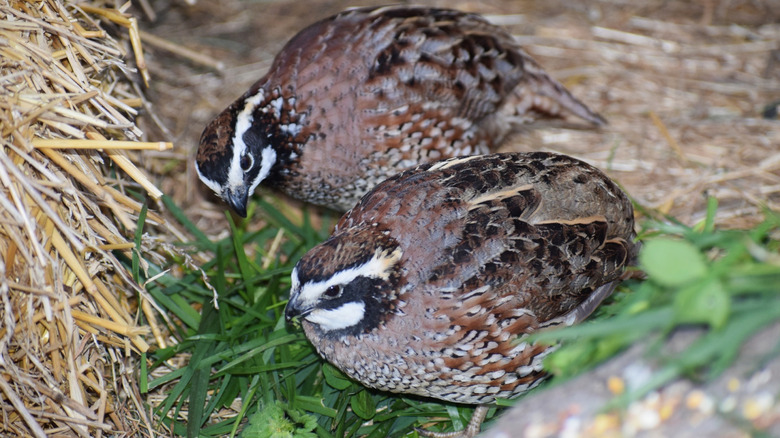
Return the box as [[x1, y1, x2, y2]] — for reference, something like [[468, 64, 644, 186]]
[[195, 6, 607, 217], [285, 152, 637, 437]]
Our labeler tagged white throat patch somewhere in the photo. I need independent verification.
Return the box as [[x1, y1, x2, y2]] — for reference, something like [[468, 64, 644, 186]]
[[306, 301, 366, 331], [249, 146, 276, 195]]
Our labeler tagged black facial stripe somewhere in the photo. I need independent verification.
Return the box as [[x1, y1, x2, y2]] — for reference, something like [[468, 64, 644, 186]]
[[317, 276, 373, 310], [317, 275, 397, 338], [196, 152, 230, 185], [242, 127, 266, 152]]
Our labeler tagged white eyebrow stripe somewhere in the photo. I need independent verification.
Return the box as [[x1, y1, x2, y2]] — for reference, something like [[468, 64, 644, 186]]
[[227, 89, 266, 192], [291, 266, 301, 292], [295, 247, 402, 307]]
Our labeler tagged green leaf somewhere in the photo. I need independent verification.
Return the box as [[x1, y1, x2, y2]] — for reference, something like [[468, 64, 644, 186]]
[[188, 303, 222, 437], [285, 405, 318, 437], [131, 200, 148, 283], [727, 262, 780, 294], [530, 307, 673, 343], [140, 352, 148, 393], [228, 214, 257, 303], [293, 396, 338, 418], [639, 238, 708, 286], [350, 389, 376, 420], [702, 196, 718, 233], [323, 363, 352, 390], [673, 278, 730, 329], [545, 341, 594, 377], [240, 401, 317, 438]]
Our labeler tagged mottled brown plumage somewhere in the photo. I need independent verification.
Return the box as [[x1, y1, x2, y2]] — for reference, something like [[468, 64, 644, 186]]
[[286, 152, 637, 437], [195, 6, 606, 216]]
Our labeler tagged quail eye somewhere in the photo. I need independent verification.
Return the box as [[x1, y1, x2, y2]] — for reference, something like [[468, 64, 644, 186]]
[[324, 285, 342, 298], [240, 153, 253, 171]]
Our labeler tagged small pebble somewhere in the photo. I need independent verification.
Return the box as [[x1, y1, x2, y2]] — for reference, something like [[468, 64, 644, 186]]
[[636, 409, 660, 430], [685, 390, 704, 410], [727, 378, 740, 393], [686, 389, 714, 414], [659, 399, 675, 421], [746, 369, 771, 392], [590, 413, 620, 435], [607, 376, 625, 395], [523, 422, 558, 438], [742, 392, 775, 420], [560, 415, 582, 438], [720, 395, 738, 413]]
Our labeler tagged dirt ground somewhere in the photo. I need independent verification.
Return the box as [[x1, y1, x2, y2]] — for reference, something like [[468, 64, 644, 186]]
[[135, 0, 780, 230]]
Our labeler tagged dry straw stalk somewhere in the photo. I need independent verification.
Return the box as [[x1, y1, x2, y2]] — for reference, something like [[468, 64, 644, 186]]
[[1, 0, 172, 435]]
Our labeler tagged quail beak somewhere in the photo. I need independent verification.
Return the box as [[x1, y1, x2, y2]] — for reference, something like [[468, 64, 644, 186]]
[[224, 187, 248, 218], [284, 298, 312, 323]]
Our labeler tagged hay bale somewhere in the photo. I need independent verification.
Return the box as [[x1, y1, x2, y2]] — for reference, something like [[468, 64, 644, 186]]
[[0, 1, 168, 435]]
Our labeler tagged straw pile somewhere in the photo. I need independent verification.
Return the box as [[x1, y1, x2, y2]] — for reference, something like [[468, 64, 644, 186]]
[[1, 1, 172, 435]]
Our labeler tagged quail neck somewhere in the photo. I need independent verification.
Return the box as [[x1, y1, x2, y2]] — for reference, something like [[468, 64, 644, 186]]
[[195, 6, 607, 216]]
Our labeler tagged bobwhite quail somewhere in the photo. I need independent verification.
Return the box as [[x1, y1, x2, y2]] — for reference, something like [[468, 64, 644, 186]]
[[196, 6, 607, 217], [285, 152, 637, 437]]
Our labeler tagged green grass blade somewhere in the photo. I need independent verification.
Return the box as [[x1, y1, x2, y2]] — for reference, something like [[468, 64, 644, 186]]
[[187, 302, 221, 437], [162, 194, 215, 249]]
